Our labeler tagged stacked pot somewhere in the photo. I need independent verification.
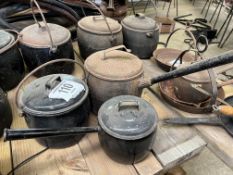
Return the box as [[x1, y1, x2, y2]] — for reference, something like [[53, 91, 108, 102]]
[[121, 13, 160, 59], [77, 15, 123, 59]]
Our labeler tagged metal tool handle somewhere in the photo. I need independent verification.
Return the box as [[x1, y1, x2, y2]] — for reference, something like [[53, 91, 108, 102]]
[[15, 59, 86, 114], [163, 117, 222, 126], [0, 29, 21, 54], [4, 127, 99, 141], [118, 101, 139, 111], [30, 0, 57, 52], [102, 45, 131, 60]]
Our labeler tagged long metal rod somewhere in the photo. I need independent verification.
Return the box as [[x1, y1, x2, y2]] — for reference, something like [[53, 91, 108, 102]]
[[220, 27, 233, 48], [4, 127, 99, 141], [201, 0, 209, 14], [213, 0, 224, 28], [210, 0, 220, 23], [205, 0, 212, 19], [150, 50, 233, 84]]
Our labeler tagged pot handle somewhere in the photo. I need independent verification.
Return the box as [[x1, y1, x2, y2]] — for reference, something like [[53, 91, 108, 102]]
[[118, 101, 139, 111], [170, 49, 201, 71], [15, 58, 86, 115], [4, 127, 99, 141], [84, 0, 115, 43], [0, 29, 21, 54], [102, 45, 131, 60], [30, 0, 57, 53]]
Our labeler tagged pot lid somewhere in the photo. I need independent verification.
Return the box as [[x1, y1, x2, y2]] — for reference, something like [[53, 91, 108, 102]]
[[121, 13, 159, 31], [98, 95, 158, 140], [84, 49, 143, 81], [19, 74, 88, 117], [0, 30, 14, 49], [19, 22, 70, 48], [78, 15, 122, 34]]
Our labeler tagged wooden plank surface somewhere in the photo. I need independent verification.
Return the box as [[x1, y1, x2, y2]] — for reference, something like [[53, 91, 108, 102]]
[[0, 138, 11, 175], [142, 88, 206, 170], [176, 85, 233, 169]]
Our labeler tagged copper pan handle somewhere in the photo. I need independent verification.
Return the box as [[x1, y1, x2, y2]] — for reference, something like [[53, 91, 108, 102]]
[[15, 59, 86, 115], [165, 28, 197, 50]]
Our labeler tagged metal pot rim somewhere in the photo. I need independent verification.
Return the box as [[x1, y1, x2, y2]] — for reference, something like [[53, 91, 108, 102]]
[[86, 68, 144, 81], [99, 124, 157, 140], [78, 21, 122, 35], [121, 20, 160, 33]]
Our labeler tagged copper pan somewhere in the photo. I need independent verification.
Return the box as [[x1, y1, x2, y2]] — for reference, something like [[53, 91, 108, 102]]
[[158, 80, 225, 114]]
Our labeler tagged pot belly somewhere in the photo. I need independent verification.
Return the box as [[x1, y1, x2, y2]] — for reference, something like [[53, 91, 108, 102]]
[[0, 44, 25, 91], [77, 29, 123, 59], [122, 28, 159, 59], [98, 128, 156, 164], [20, 40, 74, 77], [24, 98, 90, 148], [87, 75, 142, 114]]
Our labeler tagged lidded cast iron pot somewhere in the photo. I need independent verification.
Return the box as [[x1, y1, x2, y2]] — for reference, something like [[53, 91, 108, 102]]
[[84, 45, 144, 114], [98, 95, 158, 164], [19, 0, 74, 76], [121, 13, 159, 59], [16, 59, 90, 148], [0, 30, 25, 91], [77, 1, 123, 59]]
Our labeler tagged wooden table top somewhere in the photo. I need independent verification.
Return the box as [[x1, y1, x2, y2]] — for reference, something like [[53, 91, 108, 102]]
[[4, 59, 233, 175]]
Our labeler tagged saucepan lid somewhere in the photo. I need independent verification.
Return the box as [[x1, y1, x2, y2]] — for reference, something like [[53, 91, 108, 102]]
[[98, 95, 158, 140], [19, 74, 88, 117]]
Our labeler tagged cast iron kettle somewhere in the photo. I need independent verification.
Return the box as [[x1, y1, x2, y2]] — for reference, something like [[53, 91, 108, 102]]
[[15, 59, 90, 148], [121, 13, 159, 59], [0, 88, 12, 136], [5, 95, 158, 164], [19, 0, 74, 77], [77, 0, 123, 59], [0, 29, 25, 91]]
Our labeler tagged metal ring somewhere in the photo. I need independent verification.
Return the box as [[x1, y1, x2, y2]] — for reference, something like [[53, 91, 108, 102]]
[[0, 29, 20, 54], [196, 34, 209, 53]]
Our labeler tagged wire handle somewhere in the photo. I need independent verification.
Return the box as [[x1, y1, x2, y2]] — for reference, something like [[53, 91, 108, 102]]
[[30, 0, 57, 52]]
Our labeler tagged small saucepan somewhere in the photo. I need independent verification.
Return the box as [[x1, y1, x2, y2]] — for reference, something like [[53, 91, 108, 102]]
[[4, 95, 158, 164]]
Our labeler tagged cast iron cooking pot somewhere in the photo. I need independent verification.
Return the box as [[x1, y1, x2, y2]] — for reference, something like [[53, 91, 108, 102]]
[[84, 45, 147, 114], [19, 0, 74, 76], [15, 59, 90, 148], [5, 95, 158, 164], [121, 13, 159, 59], [0, 30, 25, 91], [0, 88, 12, 136], [77, 0, 123, 59]]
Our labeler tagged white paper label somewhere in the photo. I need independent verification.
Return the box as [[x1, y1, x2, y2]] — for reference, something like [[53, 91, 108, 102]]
[[169, 60, 185, 67], [48, 80, 85, 102]]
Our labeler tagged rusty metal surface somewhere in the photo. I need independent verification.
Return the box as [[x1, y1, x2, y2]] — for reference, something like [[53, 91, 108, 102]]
[[159, 80, 225, 114]]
